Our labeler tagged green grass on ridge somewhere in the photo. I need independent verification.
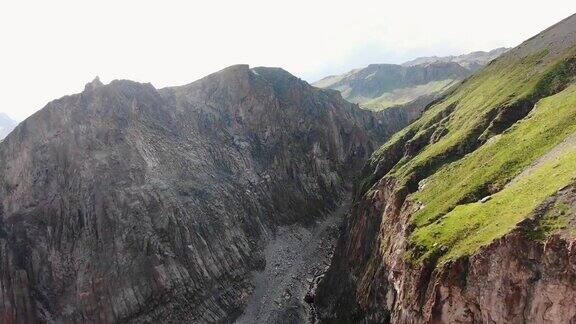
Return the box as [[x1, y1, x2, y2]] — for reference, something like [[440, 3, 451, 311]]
[[409, 148, 576, 264], [362, 44, 576, 266], [406, 84, 576, 264], [370, 47, 576, 182]]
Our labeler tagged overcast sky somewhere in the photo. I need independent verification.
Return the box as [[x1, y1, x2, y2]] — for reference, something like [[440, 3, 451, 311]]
[[1, 1, 575, 120]]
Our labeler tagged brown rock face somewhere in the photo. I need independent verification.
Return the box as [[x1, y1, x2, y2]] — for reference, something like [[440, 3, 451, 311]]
[[0, 65, 404, 323], [421, 186, 576, 323], [315, 178, 576, 324], [424, 231, 576, 324]]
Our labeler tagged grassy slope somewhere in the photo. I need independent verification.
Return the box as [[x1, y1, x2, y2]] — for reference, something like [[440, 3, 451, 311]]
[[362, 79, 459, 111], [365, 44, 576, 265], [408, 85, 576, 263]]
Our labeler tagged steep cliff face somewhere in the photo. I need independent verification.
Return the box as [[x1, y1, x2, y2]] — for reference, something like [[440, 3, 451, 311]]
[[0, 65, 398, 323], [315, 13, 576, 323]]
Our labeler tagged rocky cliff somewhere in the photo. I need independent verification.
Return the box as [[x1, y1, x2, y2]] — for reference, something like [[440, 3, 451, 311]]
[[0, 65, 407, 323], [315, 13, 576, 323]]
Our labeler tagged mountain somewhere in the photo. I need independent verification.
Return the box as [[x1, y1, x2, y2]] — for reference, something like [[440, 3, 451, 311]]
[[314, 62, 468, 111], [3, 11, 574, 324], [314, 13, 576, 323], [402, 47, 510, 70], [0, 113, 17, 139], [313, 48, 508, 112], [0, 65, 420, 322]]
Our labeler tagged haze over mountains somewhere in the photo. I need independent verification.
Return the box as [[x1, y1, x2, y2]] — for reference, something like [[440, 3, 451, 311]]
[[1, 10, 576, 324], [314, 48, 509, 111], [402, 47, 509, 70], [0, 113, 17, 139]]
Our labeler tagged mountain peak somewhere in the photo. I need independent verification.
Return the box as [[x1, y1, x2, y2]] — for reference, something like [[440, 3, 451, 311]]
[[250, 66, 301, 86], [84, 76, 104, 92], [218, 64, 251, 76], [510, 13, 576, 61], [0, 57, 395, 322]]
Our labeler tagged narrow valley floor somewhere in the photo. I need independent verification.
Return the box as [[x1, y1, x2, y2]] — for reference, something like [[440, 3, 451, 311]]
[[235, 202, 348, 324]]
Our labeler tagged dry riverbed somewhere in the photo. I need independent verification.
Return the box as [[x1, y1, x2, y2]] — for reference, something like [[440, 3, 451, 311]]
[[235, 202, 348, 323]]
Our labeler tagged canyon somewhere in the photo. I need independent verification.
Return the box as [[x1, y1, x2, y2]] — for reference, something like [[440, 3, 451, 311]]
[[0, 64, 421, 322], [0, 11, 576, 324]]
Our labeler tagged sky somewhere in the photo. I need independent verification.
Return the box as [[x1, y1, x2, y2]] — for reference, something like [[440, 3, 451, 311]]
[[1, 1, 576, 121]]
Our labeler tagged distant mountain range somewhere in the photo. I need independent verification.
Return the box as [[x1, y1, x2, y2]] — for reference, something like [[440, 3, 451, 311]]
[[314, 48, 509, 111], [402, 47, 509, 70], [0, 113, 17, 139]]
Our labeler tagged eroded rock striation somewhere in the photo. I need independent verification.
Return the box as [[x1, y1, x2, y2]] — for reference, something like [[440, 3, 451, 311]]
[[0, 65, 409, 323]]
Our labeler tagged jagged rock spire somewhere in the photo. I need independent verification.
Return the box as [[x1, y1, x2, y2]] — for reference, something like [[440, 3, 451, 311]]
[[84, 76, 103, 92]]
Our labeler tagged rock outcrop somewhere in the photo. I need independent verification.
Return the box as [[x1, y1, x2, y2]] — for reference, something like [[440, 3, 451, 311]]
[[316, 180, 576, 323], [0, 65, 403, 323]]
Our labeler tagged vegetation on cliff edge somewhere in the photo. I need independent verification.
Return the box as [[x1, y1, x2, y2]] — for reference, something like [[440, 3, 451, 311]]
[[364, 44, 576, 265]]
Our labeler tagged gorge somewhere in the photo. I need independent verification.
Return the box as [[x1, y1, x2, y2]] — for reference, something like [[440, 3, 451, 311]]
[[1, 11, 576, 324]]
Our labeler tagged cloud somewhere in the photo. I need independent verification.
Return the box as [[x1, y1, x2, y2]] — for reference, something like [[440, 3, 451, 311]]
[[1, 0, 575, 120]]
